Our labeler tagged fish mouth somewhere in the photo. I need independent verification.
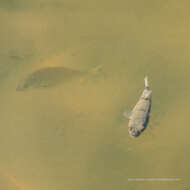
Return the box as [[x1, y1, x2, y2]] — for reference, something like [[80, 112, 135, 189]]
[[128, 128, 141, 138]]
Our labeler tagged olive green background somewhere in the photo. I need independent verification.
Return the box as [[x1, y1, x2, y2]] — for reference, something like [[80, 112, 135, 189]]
[[0, 0, 190, 190]]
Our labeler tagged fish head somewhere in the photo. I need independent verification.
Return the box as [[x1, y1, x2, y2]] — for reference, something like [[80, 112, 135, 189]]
[[128, 127, 141, 138], [128, 122, 145, 138]]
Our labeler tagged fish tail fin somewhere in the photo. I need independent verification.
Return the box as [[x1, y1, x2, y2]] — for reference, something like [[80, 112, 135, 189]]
[[144, 76, 149, 88]]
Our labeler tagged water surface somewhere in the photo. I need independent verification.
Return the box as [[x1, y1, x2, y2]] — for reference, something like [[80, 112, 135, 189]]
[[1, 1, 190, 190]]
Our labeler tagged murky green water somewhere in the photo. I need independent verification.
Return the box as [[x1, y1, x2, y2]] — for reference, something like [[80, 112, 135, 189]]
[[1, 1, 190, 190]]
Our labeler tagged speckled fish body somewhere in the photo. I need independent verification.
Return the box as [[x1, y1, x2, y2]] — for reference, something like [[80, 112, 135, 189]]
[[128, 77, 152, 138]]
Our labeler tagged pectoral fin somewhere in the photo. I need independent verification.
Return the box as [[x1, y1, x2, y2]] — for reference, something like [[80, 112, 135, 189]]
[[123, 110, 132, 119]]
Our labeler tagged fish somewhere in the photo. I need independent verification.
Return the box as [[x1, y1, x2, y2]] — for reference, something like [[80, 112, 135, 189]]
[[16, 66, 86, 91], [124, 76, 152, 138], [16, 64, 104, 91]]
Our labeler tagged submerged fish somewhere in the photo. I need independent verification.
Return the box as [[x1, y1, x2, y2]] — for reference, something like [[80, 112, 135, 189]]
[[124, 76, 152, 138], [16, 64, 104, 91], [16, 67, 85, 91]]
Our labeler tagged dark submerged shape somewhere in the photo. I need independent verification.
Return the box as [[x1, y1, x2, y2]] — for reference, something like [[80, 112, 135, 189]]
[[16, 67, 85, 91]]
